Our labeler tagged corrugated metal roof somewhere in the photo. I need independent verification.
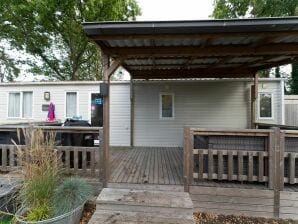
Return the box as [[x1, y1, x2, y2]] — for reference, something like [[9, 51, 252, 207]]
[[83, 17, 298, 79]]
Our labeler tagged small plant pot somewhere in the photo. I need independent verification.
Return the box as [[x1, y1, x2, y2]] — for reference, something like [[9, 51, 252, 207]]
[[15, 204, 84, 224]]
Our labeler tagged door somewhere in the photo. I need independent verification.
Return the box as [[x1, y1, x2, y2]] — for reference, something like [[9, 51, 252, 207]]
[[90, 93, 103, 127]]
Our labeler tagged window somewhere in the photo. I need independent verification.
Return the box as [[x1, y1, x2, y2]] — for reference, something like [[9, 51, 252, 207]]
[[160, 93, 174, 119], [259, 93, 273, 119], [8, 92, 33, 118], [66, 92, 78, 118]]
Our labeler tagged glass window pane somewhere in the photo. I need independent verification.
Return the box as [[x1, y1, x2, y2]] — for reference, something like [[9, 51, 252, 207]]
[[260, 93, 272, 118], [162, 94, 173, 118], [8, 93, 20, 117], [23, 92, 32, 118], [66, 92, 77, 117]]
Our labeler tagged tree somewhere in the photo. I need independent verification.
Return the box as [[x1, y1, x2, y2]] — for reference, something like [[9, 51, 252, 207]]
[[0, 47, 20, 82], [212, 0, 298, 93], [0, 0, 141, 81]]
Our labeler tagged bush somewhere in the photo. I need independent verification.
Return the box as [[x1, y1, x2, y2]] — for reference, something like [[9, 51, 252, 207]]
[[53, 177, 93, 216]]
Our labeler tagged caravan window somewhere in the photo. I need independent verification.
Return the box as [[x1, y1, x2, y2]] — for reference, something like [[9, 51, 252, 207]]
[[160, 93, 174, 119], [8, 92, 33, 118], [66, 92, 78, 118], [259, 93, 273, 119]]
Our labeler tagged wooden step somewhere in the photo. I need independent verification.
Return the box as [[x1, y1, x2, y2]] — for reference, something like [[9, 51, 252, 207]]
[[89, 210, 194, 224], [89, 188, 195, 224]]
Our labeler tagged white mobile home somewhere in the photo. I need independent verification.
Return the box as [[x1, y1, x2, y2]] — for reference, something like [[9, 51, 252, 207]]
[[0, 79, 284, 147]]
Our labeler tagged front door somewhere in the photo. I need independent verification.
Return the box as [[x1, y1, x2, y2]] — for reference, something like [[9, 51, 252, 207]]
[[90, 93, 103, 127]]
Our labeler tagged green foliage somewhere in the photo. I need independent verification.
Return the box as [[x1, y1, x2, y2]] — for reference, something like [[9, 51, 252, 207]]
[[0, 216, 12, 224], [212, 0, 298, 19], [0, 47, 20, 82], [290, 64, 298, 94], [0, 0, 141, 81], [53, 177, 93, 216], [25, 204, 51, 222], [212, 0, 298, 92]]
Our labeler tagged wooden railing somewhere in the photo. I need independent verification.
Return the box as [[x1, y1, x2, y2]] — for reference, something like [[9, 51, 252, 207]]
[[193, 149, 269, 182], [0, 145, 101, 177], [184, 128, 287, 192], [283, 130, 298, 184]]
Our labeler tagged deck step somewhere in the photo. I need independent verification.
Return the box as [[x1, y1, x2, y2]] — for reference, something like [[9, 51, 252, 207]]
[[89, 188, 195, 224]]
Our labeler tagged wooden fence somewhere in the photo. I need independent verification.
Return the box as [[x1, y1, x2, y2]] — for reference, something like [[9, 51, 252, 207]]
[[0, 145, 101, 177], [183, 127, 298, 191]]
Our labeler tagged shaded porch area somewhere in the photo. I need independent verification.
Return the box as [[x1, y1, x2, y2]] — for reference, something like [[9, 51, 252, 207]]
[[109, 147, 183, 185]]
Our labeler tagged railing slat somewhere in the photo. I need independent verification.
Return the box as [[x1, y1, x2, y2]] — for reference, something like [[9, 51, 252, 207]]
[[2, 145, 7, 170], [9, 145, 15, 168], [238, 151, 243, 181], [289, 153, 296, 184], [91, 149, 95, 177], [74, 148, 78, 175], [228, 151, 233, 181], [198, 150, 204, 180], [208, 149, 213, 180], [248, 152, 253, 182], [218, 150, 223, 180], [258, 151, 264, 182], [82, 149, 87, 173]]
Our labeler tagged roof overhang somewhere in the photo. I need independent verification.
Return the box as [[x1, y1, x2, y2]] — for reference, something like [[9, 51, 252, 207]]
[[83, 17, 298, 79]]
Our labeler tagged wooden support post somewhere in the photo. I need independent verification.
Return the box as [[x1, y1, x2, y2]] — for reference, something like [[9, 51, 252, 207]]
[[130, 77, 134, 147], [251, 73, 258, 129], [101, 55, 123, 188], [183, 127, 193, 192], [271, 127, 285, 218]]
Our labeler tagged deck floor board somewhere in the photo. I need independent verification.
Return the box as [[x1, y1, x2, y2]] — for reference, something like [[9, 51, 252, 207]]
[[110, 147, 183, 185]]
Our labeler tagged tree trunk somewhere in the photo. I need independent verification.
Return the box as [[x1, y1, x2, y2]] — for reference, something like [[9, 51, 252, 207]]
[[291, 63, 298, 94]]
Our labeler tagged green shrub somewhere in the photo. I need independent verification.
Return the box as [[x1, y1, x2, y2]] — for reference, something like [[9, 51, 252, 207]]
[[53, 177, 93, 216]]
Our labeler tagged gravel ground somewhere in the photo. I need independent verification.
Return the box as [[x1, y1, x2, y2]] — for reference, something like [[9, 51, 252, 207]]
[[194, 212, 298, 224]]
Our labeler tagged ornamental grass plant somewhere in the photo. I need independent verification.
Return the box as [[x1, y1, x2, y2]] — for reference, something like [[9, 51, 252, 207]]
[[13, 128, 93, 222], [14, 128, 61, 221]]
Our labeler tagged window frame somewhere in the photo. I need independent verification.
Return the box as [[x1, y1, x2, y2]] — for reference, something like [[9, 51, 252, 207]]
[[7, 91, 33, 119], [65, 91, 79, 118], [258, 92, 274, 120], [159, 92, 175, 120]]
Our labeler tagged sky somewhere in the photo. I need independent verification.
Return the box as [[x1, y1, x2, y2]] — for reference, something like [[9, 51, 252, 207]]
[[136, 0, 214, 21]]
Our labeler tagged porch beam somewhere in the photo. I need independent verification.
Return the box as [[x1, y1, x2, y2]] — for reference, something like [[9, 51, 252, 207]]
[[100, 44, 298, 57], [131, 68, 255, 79], [106, 57, 124, 78], [90, 30, 298, 41]]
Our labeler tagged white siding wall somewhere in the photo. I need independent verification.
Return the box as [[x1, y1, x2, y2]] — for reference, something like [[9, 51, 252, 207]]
[[110, 84, 131, 146], [0, 80, 282, 147], [0, 82, 131, 146], [133, 80, 282, 147]]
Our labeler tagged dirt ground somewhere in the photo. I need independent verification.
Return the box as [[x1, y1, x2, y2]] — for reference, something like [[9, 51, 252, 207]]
[[194, 212, 298, 224], [80, 201, 96, 224]]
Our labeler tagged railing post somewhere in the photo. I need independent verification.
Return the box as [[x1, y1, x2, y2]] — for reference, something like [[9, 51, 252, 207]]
[[270, 127, 284, 218], [184, 127, 193, 192]]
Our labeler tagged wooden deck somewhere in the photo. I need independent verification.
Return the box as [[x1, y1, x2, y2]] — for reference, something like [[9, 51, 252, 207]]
[[110, 147, 183, 185]]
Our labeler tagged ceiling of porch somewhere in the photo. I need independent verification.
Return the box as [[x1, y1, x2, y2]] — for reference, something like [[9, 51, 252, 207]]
[[83, 17, 298, 79]]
